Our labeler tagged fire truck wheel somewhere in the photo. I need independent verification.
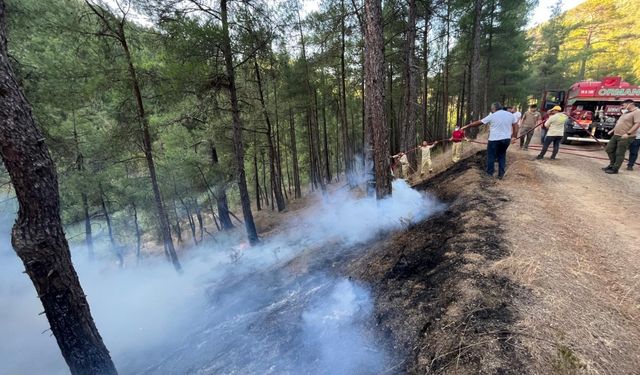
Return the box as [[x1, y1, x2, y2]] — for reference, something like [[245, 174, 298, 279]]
[[561, 135, 571, 145]]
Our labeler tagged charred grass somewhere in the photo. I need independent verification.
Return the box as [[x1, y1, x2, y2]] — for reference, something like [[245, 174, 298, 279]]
[[344, 152, 534, 374]]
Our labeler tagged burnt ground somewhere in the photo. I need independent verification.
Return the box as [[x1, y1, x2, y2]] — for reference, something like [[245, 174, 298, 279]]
[[341, 152, 533, 374], [141, 133, 640, 374], [342, 138, 640, 374]]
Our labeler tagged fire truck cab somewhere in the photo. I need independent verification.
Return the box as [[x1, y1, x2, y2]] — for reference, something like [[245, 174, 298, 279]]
[[541, 76, 640, 144]]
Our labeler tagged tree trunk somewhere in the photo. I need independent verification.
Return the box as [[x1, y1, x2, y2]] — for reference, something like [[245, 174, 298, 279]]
[[209, 143, 234, 230], [388, 62, 397, 153], [180, 198, 198, 246], [400, 0, 418, 166], [206, 193, 221, 231], [253, 146, 262, 211], [171, 199, 183, 244], [0, 2, 118, 371], [260, 149, 270, 206], [296, 7, 324, 193], [119, 30, 181, 271], [322, 97, 331, 182], [483, 0, 496, 114], [468, 0, 484, 123], [340, 0, 353, 184], [442, 2, 451, 137], [422, 2, 432, 141], [364, 0, 390, 199], [132, 202, 142, 265], [253, 58, 285, 211], [99, 185, 122, 267], [307, 111, 317, 191], [289, 108, 302, 198], [220, 0, 258, 244], [193, 198, 204, 243], [273, 81, 287, 201], [334, 100, 341, 181], [72, 109, 94, 260]]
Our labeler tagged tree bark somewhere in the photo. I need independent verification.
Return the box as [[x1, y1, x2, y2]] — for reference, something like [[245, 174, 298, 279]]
[[400, 0, 418, 166], [364, 0, 391, 199], [72, 108, 94, 260], [132, 202, 142, 265], [340, 0, 354, 185], [422, 1, 432, 141], [483, 0, 496, 114], [220, 0, 258, 244], [209, 143, 234, 230], [442, 2, 451, 138], [260, 149, 270, 206], [193, 198, 204, 243], [322, 97, 331, 182], [253, 58, 285, 211], [99, 185, 122, 267], [468, 0, 484, 123], [289, 108, 302, 198], [253, 146, 262, 211], [0, 2, 117, 372]]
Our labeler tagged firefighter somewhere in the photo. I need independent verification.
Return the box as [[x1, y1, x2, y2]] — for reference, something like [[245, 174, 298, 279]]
[[536, 106, 567, 160], [419, 141, 437, 175], [603, 99, 640, 174]]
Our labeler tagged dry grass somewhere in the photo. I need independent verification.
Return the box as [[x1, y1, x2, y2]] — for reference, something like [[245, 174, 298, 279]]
[[493, 150, 640, 374]]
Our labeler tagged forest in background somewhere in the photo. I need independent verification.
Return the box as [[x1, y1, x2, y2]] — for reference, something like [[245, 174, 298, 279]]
[[1, 0, 638, 269]]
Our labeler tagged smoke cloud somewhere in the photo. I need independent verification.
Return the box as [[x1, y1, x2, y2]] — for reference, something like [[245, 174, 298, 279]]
[[0, 179, 441, 374]]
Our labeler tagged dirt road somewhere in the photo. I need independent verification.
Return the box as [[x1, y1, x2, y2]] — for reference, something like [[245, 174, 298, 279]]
[[499, 147, 640, 374], [341, 143, 639, 374]]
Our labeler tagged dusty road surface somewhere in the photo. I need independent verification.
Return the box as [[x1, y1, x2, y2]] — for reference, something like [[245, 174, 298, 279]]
[[498, 146, 640, 374], [340, 142, 640, 374]]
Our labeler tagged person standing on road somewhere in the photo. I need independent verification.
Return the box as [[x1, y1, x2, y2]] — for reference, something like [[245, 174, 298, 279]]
[[519, 104, 541, 150], [462, 102, 518, 179], [536, 106, 567, 160], [603, 99, 640, 174], [540, 111, 550, 144], [626, 131, 640, 171]]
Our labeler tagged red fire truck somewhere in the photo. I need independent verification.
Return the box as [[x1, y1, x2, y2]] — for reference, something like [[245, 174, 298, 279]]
[[541, 76, 640, 144]]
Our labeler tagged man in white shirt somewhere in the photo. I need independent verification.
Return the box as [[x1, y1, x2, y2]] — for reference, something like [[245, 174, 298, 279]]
[[462, 102, 518, 179]]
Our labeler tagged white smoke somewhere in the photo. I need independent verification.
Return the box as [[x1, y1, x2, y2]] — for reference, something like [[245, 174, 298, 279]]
[[301, 279, 386, 375], [0, 179, 442, 374]]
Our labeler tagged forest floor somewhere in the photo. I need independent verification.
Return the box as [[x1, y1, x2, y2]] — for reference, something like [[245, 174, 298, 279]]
[[252, 131, 640, 374]]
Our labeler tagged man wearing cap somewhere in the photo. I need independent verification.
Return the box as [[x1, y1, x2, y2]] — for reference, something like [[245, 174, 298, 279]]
[[462, 102, 518, 179], [536, 106, 567, 160], [603, 99, 640, 174]]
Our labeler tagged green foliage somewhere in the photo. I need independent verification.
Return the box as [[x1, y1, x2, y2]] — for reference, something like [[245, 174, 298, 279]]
[[527, 0, 640, 99]]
